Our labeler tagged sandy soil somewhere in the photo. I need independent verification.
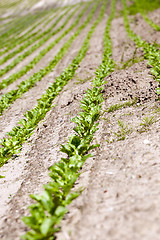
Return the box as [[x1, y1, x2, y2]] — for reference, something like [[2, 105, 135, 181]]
[[0, 0, 160, 239]]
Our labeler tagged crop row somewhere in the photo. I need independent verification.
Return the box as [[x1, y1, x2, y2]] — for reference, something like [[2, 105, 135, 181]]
[[0, 6, 73, 66], [0, 3, 87, 89], [0, 0, 21, 8], [21, 0, 116, 239], [0, 10, 51, 48], [0, 0, 101, 168], [0, 9, 55, 48], [0, 2, 94, 116], [0, 7, 61, 56], [0, 6, 76, 74], [122, 0, 160, 94], [134, 0, 160, 31]]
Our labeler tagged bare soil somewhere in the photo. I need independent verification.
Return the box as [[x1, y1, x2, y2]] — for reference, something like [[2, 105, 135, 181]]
[[0, 0, 160, 240]]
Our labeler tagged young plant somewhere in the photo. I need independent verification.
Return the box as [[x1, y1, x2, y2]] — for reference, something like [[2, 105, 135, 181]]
[[107, 98, 137, 112], [0, 2, 92, 91], [0, 0, 103, 167], [21, 1, 116, 239], [122, 0, 160, 94], [114, 119, 132, 141]]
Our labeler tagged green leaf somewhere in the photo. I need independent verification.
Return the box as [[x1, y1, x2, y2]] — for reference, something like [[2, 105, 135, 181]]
[[40, 217, 56, 236], [65, 192, 80, 205], [55, 206, 68, 219], [156, 88, 160, 94]]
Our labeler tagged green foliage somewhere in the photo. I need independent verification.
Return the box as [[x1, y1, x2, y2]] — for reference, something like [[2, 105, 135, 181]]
[[127, 0, 160, 15], [122, 0, 160, 94], [120, 47, 144, 69], [0, 8, 60, 56], [0, 7, 74, 76], [114, 119, 132, 141], [107, 99, 137, 112], [21, 0, 116, 239], [0, 10, 59, 57], [0, 10, 53, 48], [0, 0, 102, 167], [0, 3, 96, 116], [140, 116, 155, 127], [0, 2, 91, 91]]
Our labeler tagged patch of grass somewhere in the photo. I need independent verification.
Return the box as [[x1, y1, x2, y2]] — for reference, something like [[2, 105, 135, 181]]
[[138, 115, 156, 133], [121, 47, 144, 69], [107, 98, 137, 113], [101, 116, 111, 123], [140, 116, 155, 127], [121, 56, 144, 69], [114, 120, 132, 141], [116, 46, 144, 70], [75, 74, 93, 84], [153, 107, 160, 113]]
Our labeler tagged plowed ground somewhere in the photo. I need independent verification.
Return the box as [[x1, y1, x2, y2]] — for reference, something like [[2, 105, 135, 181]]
[[0, 0, 160, 239]]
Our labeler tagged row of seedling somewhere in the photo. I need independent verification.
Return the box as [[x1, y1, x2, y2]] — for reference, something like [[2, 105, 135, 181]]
[[122, 0, 160, 94], [21, 0, 116, 239], [0, 0, 103, 168]]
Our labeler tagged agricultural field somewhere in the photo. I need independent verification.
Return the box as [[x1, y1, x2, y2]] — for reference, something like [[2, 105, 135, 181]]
[[0, 0, 160, 239]]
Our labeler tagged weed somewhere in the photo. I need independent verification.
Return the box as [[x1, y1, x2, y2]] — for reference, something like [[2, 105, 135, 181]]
[[107, 98, 137, 112], [75, 74, 93, 84], [114, 120, 132, 141], [138, 115, 156, 133], [140, 116, 155, 127], [153, 107, 160, 113]]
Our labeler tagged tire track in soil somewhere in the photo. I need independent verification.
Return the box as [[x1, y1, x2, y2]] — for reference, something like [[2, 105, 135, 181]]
[[0, 7, 107, 240], [0, 4, 95, 139]]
